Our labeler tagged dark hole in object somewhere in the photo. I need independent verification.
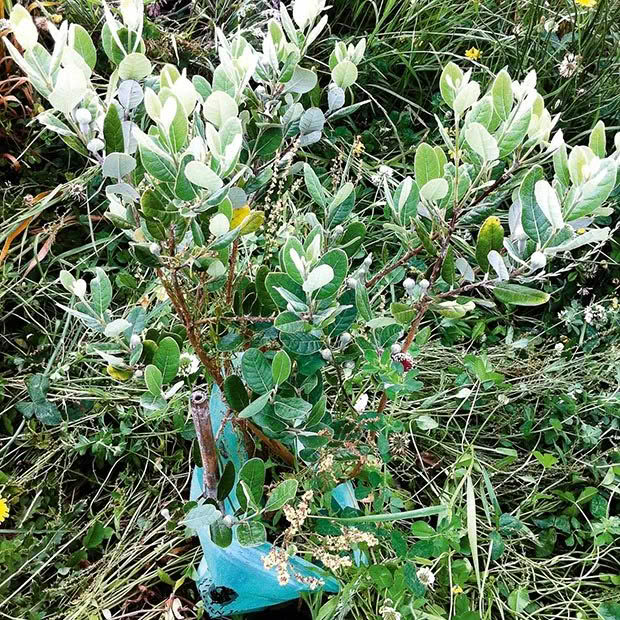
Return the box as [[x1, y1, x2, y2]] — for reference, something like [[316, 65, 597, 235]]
[[209, 586, 238, 605]]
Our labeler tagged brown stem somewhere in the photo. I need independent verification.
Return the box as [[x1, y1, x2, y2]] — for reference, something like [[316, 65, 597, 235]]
[[366, 246, 423, 289], [225, 239, 239, 306], [190, 389, 219, 500]]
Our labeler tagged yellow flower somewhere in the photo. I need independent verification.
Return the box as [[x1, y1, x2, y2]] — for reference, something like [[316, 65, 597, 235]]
[[452, 585, 464, 595], [0, 497, 9, 523], [576, 0, 596, 7], [50, 13, 63, 23], [577, 228, 586, 234], [465, 47, 482, 61]]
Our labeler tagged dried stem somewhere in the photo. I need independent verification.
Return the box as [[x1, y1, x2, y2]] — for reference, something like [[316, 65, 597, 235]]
[[190, 389, 219, 500]]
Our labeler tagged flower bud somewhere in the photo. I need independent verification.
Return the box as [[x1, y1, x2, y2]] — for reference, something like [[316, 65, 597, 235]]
[[530, 251, 547, 270], [320, 349, 333, 361], [419, 279, 430, 290], [87, 138, 105, 152], [403, 277, 415, 290], [74, 107, 92, 125], [130, 334, 141, 349], [150, 243, 161, 256], [339, 332, 352, 347], [363, 254, 373, 268], [346, 277, 358, 289], [390, 343, 402, 354]]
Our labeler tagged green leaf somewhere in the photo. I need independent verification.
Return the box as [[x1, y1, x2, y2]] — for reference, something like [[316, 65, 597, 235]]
[[223, 375, 249, 412], [327, 185, 355, 228], [144, 364, 163, 395], [283, 65, 317, 94], [508, 588, 531, 614], [181, 503, 222, 530], [264, 479, 298, 512], [265, 273, 306, 309], [475, 216, 504, 272], [598, 603, 620, 620], [368, 565, 393, 588], [70, 24, 96, 69], [118, 53, 152, 80], [566, 158, 617, 221], [185, 161, 223, 193], [589, 120, 606, 158], [281, 237, 306, 284], [304, 164, 326, 207], [497, 102, 531, 157], [415, 142, 440, 188], [272, 350, 292, 385], [255, 127, 283, 158], [520, 165, 551, 244], [90, 268, 113, 315], [102, 153, 136, 179], [465, 122, 499, 162], [236, 521, 267, 547], [391, 302, 415, 325], [204, 91, 238, 128], [403, 564, 426, 596], [241, 348, 274, 395], [492, 283, 549, 307], [210, 519, 233, 548], [83, 521, 113, 549], [331, 60, 358, 89], [152, 336, 180, 384], [238, 392, 271, 419], [238, 458, 266, 505], [532, 451, 557, 469], [316, 249, 348, 299], [274, 396, 312, 420], [217, 461, 236, 502], [103, 104, 124, 154], [280, 332, 322, 355], [139, 144, 176, 182], [274, 311, 307, 333], [355, 281, 372, 321], [440, 62, 464, 109], [491, 69, 512, 121]]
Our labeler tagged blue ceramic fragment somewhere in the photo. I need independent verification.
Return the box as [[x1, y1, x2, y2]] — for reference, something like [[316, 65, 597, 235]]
[[190, 386, 361, 617]]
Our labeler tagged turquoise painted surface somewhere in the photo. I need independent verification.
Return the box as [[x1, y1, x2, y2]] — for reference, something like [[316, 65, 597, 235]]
[[190, 386, 361, 617]]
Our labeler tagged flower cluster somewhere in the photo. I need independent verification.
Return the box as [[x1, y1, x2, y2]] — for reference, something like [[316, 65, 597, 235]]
[[282, 490, 313, 536], [322, 527, 379, 551], [262, 546, 290, 586]]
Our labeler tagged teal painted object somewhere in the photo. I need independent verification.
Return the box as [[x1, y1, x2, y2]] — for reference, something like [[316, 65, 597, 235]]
[[190, 386, 361, 617]]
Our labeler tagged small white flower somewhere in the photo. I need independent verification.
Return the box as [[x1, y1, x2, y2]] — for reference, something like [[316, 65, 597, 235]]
[[353, 393, 369, 413], [416, 566, 435, 589], [554, 343, 564, 353], [390, 343, 402, 354], [498, 393, 510, 405], [456, 387, 472, 399], [346, 277, 358, 289], [419, 279, 430, 290], [178, 352, 200, 376], [403, 277, 415, 290], [558, 53, 582, 79], [379, 602, 401, 620]]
